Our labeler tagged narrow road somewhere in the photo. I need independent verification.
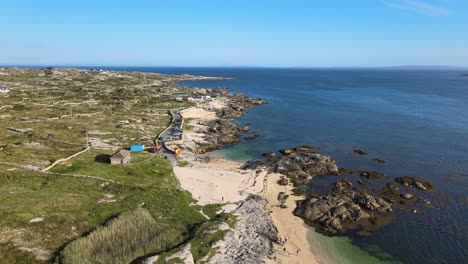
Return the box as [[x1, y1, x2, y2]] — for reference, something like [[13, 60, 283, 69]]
[[155, 109, 184, 164]]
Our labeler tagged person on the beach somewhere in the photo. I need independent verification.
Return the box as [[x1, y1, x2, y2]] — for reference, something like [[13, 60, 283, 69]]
[[297, 249, 300, 255]]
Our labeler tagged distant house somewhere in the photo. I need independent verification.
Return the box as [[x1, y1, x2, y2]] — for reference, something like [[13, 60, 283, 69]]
[[44, 67, 55, 76], [130, 145, 145, 152], [110, 149, 131, 165], [0, 86, 9, 93]]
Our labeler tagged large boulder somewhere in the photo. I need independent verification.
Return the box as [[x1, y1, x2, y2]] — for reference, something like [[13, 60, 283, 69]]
[[294, 189, 392, 235]]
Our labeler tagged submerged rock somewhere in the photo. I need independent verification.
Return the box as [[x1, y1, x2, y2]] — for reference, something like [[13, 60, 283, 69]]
[[360, 170, 386, 180], [353, 149, 368, 155], [401, 193, 414, 200], [244, 132, 259, 141], [395, 176, 433, 191], [262, 152, 276, 157]]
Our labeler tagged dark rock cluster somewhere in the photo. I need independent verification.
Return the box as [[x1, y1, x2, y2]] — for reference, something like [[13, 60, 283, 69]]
[[294, 179, 393, 234], [194, 119, 248, 153], [249, 145, 440, 236], [295, 174, 438, 235], [216, 93, 265, 118], [245, 145, 338, 185]]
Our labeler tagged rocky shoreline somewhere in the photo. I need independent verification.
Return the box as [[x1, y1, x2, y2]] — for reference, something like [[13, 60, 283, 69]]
[[167, 88, 281, 263], [247, 146, 442, 237], [167, 84, 443, 262], [183, 88, 265, 154]]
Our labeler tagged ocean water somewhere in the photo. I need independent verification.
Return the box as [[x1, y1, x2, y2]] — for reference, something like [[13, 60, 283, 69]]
[[105, 67, 468, 264]]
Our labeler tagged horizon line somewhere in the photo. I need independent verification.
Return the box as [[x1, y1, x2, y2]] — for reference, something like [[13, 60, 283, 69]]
[[2, 64, 468, 70]]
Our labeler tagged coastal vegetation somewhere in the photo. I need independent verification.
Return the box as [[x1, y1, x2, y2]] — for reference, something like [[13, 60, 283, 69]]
[[60, 208, 183, 264], [0, 68, 232, 263]]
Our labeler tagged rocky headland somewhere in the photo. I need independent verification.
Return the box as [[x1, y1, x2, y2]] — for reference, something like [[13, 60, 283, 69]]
[[185, 89, 265, 154]]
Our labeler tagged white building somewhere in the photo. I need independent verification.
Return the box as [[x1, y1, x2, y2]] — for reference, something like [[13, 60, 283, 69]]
[[0, 86, 9, 93]]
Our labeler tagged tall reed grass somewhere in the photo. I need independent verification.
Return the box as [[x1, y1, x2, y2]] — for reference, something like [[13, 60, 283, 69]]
[[60, 208, 183, 264]]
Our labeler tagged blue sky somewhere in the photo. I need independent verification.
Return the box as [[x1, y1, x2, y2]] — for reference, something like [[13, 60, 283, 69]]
[[1, 0, 468, 67]]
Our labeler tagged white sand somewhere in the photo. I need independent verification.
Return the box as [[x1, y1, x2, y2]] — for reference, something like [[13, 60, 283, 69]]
[[180, 98, 226, 120], [173, 157, 266, 207]]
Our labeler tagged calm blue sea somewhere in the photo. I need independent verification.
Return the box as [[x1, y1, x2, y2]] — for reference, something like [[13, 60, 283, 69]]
[[103, 67, 467, 264]]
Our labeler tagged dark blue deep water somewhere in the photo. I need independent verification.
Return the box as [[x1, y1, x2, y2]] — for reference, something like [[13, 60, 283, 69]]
[[105, 67, 468, 264]]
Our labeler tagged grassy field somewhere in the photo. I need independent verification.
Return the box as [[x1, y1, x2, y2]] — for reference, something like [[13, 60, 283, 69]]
[[0, 68, 225, 263], [0, 154, 208, 263]]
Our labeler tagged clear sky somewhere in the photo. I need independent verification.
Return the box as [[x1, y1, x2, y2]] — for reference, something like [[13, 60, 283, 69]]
[[1, 0, 468, 67]]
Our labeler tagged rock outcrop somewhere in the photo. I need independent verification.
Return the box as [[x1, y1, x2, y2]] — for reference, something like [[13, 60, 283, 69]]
[[188, 90, 265, 154], [193, 119, 246, 153], [245, 145, 338, 184], [209, 195, 277, 264], [294, 172, 440, 236], [216, 93, 265, 118], [294, 179, 393, 235]]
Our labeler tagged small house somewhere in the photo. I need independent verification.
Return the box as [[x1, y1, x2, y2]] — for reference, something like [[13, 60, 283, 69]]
[[130, 145, 145, 152], [110, 149, 131, 165]]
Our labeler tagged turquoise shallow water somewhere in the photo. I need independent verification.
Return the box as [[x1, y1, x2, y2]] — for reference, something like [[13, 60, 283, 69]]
[[98, 67, 468, 264]]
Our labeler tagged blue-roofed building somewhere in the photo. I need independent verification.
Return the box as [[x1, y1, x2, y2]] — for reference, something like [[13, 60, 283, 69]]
[[130, 145, 145, 152]]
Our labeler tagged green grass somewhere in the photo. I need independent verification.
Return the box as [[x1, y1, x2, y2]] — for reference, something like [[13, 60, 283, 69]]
[[201, 204, 224, 219], [51, 150, 175, 187], [60, 208, 183, 264], [0, 242, 39, 264], [0, 161, 206, 263], [177, 157, 189, 167], [190, 213, 236, 263], [183, 118, 195, 131]]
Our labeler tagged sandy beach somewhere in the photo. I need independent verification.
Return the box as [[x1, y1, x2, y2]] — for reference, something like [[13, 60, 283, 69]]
[[264, 173, 323, 264], [171, 99, 324, 263], [173, 157, 266, 206]]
